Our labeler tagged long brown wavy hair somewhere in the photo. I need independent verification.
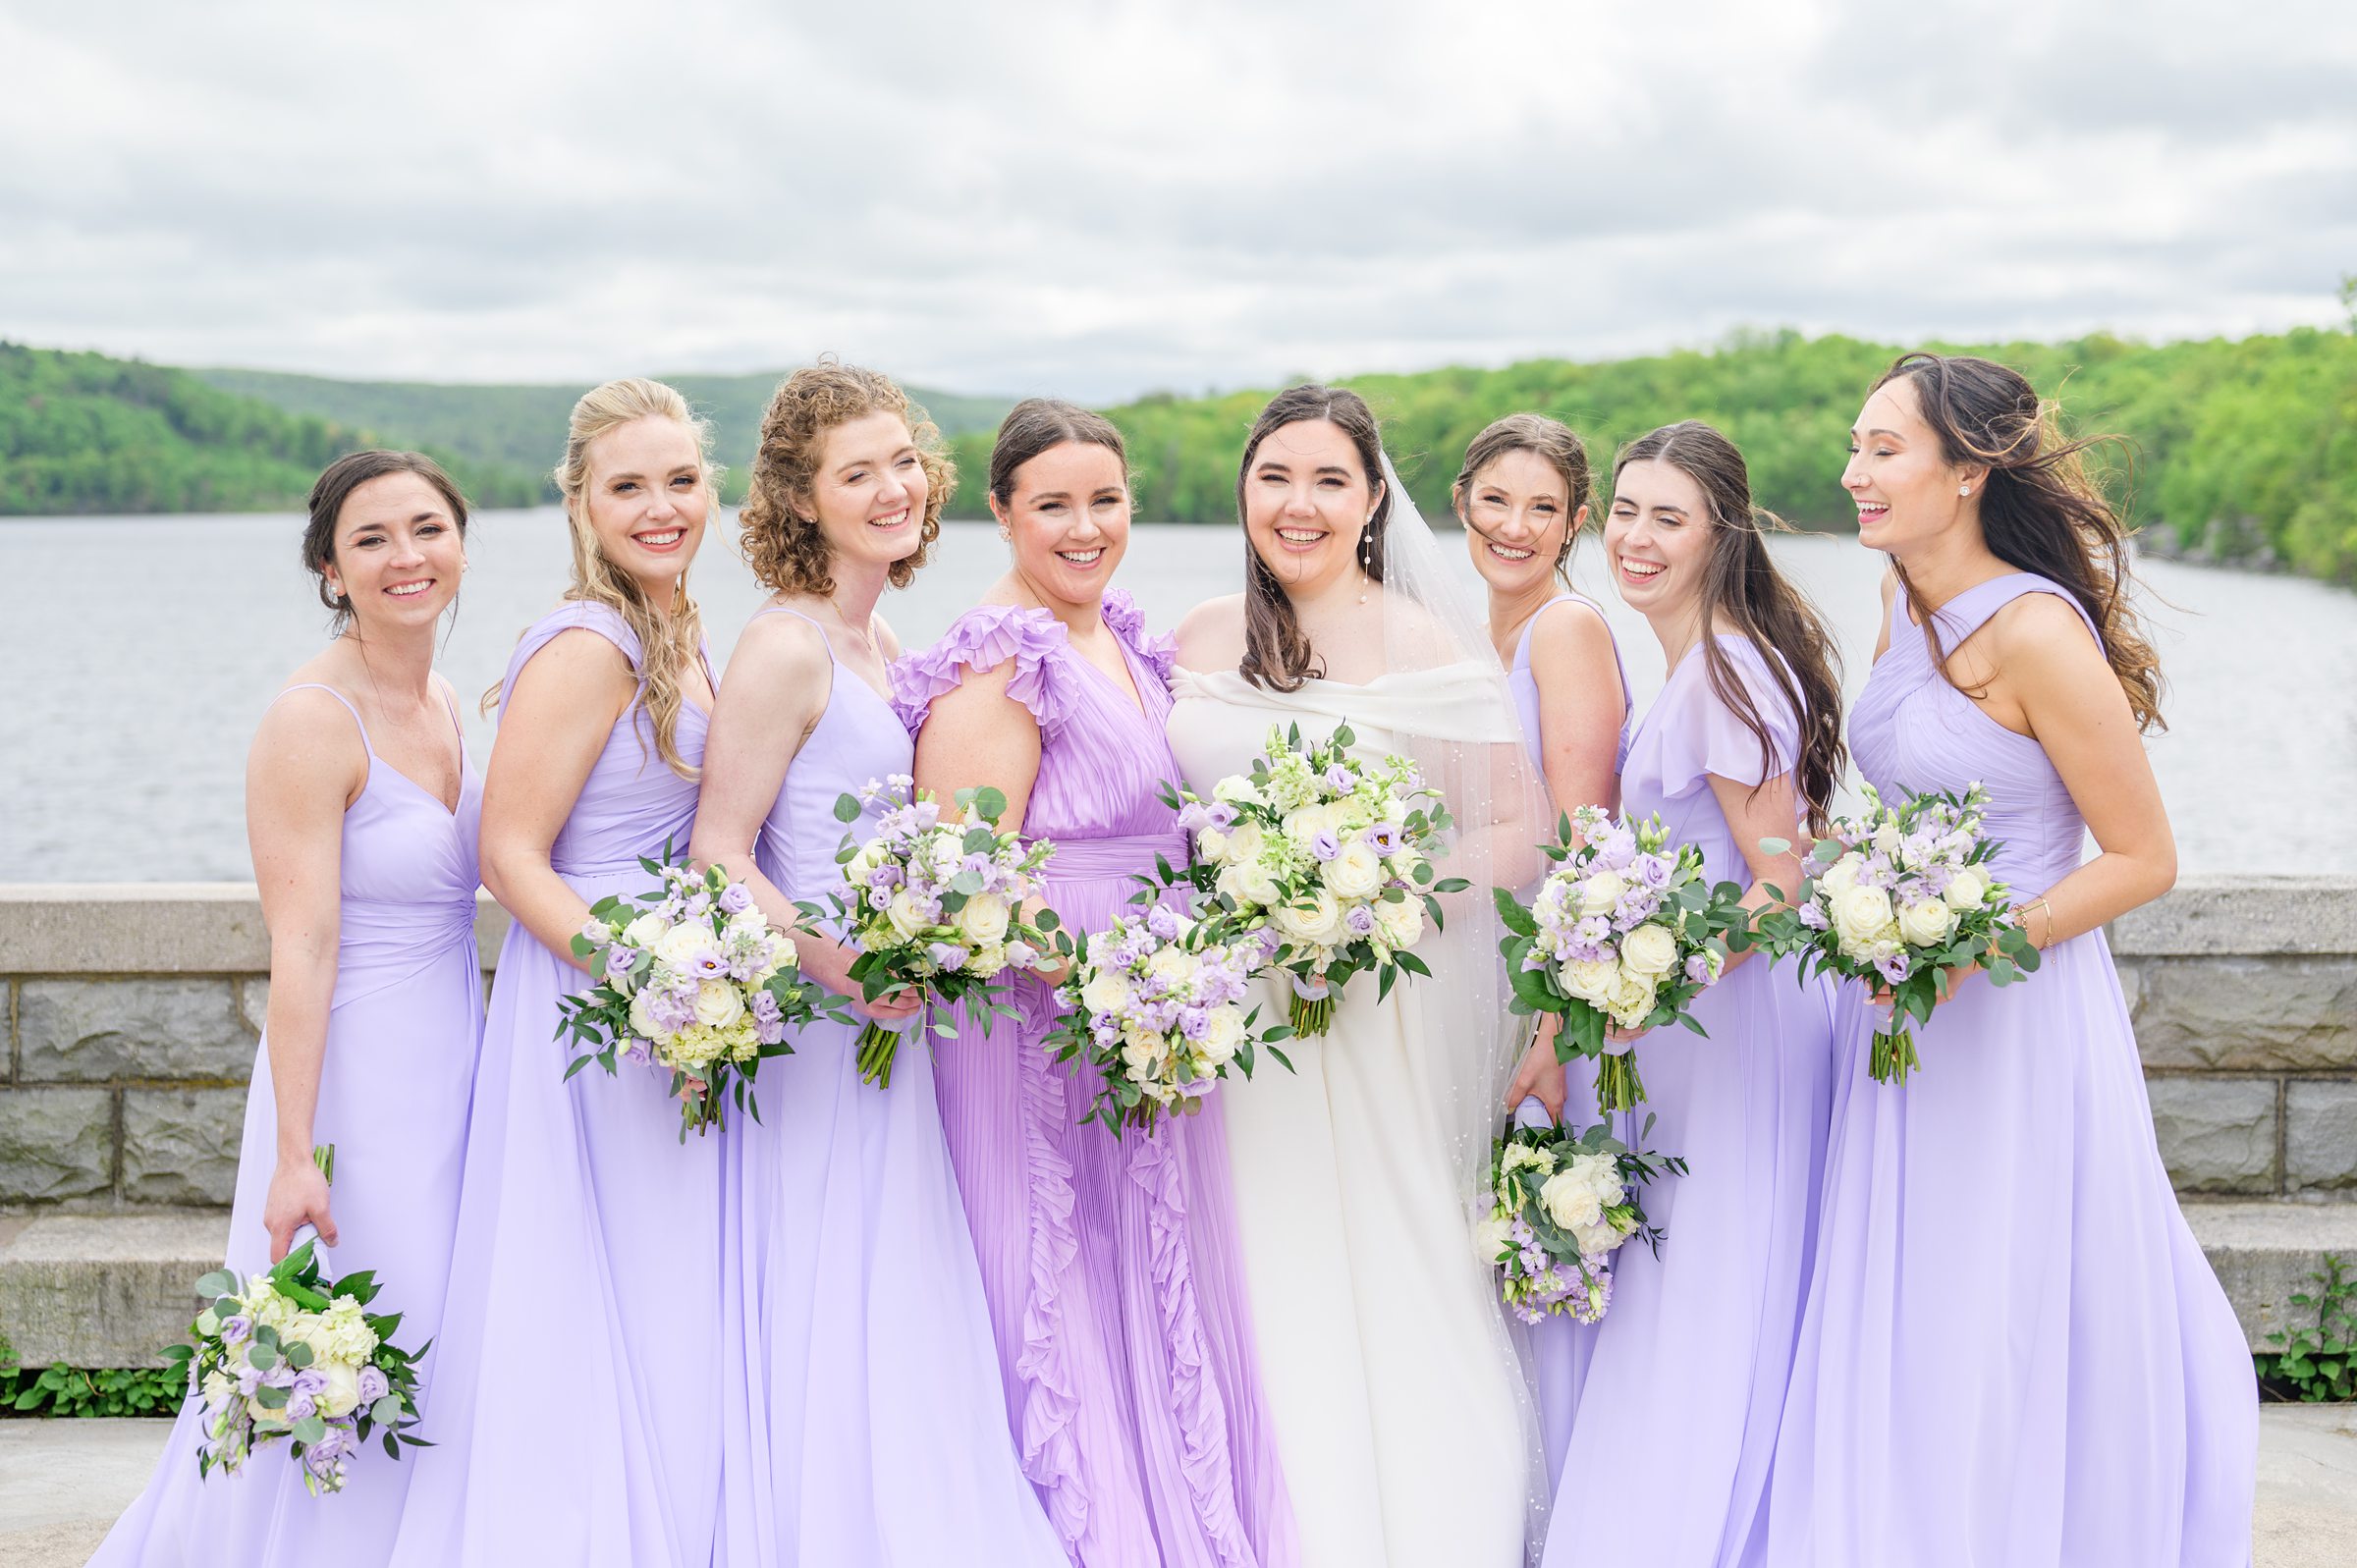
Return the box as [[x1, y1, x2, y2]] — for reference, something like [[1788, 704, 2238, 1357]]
[[1615, 421, 1846, 832], [739, 359, 953, 598], [1235, 384, 1390, 692], [1453, 412, 1593, 586], [1875, 351, 2165, 731]]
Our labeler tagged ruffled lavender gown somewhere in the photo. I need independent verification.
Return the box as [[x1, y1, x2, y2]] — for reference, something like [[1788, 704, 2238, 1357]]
[[1504, 590, 1634, 1487], [891, 591, 1294, 1568], [90, 682, 483, 1565], [716, 606, 1063, 1566], [1541, 635, 1836, 1568], [388, 602, 724, 1568], [1758, 574, 2255, 1567]]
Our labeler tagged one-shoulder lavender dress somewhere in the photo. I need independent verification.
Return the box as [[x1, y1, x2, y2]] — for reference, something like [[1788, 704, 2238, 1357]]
[[1543, 634, 1836, 1568], [388, 602, 724, 1568], [1759, 573, 2256, 1567], [891, 591, 1293, 1568], [715, 605, 1063, 1566], [91, 681, 483, 1567], [1504, 592, 1634, 1487]]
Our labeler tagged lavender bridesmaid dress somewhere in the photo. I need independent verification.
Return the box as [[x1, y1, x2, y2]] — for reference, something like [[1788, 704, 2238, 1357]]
[[1541, 635, 1836, 1568], [90, 681, 483, 1566], [715, 606, 1063, 1566], [1504, 591, 1635, 1487], [388, 602, 724, 1568], [1760, 574, 2255, 1567], [891, 590, 1294, 1568]]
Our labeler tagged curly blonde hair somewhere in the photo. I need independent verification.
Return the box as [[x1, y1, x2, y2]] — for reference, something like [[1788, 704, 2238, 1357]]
[[739, 358, 955, 597]]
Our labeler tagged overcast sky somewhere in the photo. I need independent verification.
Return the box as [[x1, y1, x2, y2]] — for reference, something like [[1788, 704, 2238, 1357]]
[[4, 0, 2352, 402]]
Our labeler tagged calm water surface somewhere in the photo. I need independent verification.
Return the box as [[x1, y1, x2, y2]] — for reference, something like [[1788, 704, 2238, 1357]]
[[4, 510, 2350, 879]]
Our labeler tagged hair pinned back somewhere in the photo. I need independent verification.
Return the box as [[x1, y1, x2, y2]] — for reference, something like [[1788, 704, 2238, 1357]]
[[303, 450, 469, 632], [1453, 413, 1593, 584]]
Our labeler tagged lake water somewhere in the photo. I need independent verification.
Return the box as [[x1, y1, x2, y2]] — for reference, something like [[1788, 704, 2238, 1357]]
[[4, 510, 2351, 880]]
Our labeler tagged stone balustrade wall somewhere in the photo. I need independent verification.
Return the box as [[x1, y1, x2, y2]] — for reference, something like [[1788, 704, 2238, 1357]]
[[1, 877, 2351, 1209]]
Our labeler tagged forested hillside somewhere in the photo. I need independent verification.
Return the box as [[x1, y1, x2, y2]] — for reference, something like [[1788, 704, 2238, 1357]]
[[947, 327, 2357, 582]]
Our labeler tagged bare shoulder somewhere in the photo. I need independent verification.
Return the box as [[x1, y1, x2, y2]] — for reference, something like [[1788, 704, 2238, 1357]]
[[249, 681, 365, 798], [1528, 595, 1617, 665], [730, 603, 832, 678], [1174, 593, 1248, 669], [1992, 590, 2104, 679], [871, 612, 904, 661], [1879, 566, 1899, 611]]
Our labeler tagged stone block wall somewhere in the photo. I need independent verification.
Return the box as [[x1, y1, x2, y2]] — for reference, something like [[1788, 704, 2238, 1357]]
[[0, 878, 2350, 1209]]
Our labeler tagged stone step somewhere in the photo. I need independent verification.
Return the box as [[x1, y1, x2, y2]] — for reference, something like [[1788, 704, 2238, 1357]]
[[2, 1204, 2353, 1369]]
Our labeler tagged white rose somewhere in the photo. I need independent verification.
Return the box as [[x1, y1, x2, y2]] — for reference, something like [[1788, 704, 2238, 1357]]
[[1472, 1212, 1514, 1267], [1499, 1143, 1555, 1178], [1896, 898, 1957, 948], [1619, 922, 1678, 977], [1217, 859, 1282, 909], [1609, 970, 1660, 1028], [622, 912, 671, 950], [1577, 870, 1626, 917], [845, 840, 884, 882], [1212, 774, 1264, 807], [957, 892, 1012, 946], [1832, 886, 1895, 946], [1944, 867, 1991, 912], [885, 889, 930, 941], [1079, 970, 1129, 1016], [628, 988, 663, 1041], [1538, 1167, 1605, 1232], [1372, 895, 1425, 949], [1227, 821, 1265, 865], [1195, 826, 1231, 865], [656, 923, 711, 966], [1283, 802, 1334, 846], [1196, 1005, 1245, 1065], [1120, 1024, 1168, 1074], [1571, 1219, 1624, 1258], [1570, 1151, 1626, 1210], [1325, 841, 1384, 900], [693, 981, 744, 1029], [1146, 946, 1193, 987], [1817, 852, 1865, 896], [1558, 958, 1619, 1007], [1273, 889, 1345, 946], [313, 1362, 362, 1419]]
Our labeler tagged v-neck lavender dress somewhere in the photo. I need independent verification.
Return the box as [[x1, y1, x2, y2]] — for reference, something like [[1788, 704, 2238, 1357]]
[[90, 680, 483, 1566], [388, 601, 725, 1568], [1542, 634, 1836, 1568], [891, 591, 1294, 1568], [1758, 573, 2256, 1567], [715, 606, 1063, 1566]]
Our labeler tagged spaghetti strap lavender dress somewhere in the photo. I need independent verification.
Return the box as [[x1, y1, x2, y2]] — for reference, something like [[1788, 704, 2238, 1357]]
[[715, 606, 1063, 1566], [1758, 573, 2256, 1567], [1504, 591, 1635, 1487], [1542, 635, 1835, 1568], [89, 681, 483, 1566], [388, 602, 724, 1568], [891, 590, 1294, 1568]]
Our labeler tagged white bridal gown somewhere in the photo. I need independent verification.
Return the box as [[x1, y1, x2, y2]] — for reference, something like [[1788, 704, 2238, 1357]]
[[1167, 663, 1532, 1568]]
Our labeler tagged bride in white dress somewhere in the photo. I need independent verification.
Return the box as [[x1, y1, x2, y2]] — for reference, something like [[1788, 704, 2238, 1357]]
[[1167, 385, 1551, 1567]]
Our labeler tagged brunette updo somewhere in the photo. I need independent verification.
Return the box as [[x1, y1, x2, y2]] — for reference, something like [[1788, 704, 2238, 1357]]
[[988, 398, 1129, 508], [301, 450, 469, 631], [1453, 412, 1593, 582]]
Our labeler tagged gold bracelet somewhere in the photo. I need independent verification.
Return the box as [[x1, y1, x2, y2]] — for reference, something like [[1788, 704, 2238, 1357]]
[[2019, 896, 2054, 947]]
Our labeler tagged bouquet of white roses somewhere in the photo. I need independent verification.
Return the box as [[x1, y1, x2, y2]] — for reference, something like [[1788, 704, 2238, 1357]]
[[1495, 806, 1750, 1114], [559, 853, 823, 1138], [802, 774, 1065, 1089], [1475, 1119, 1682, 1326], [1753, 782, 2039, 1084], [1047, 903, 1288, 1135], [1164, 720, 1464, 1037], [165, 1145, 426, 1495]]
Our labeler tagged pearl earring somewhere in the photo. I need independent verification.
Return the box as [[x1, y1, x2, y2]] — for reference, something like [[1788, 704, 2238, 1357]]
[[1958, 483, 1971, 496]]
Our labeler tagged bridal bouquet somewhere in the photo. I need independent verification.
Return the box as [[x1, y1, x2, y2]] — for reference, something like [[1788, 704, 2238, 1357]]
[[1165, 720, 1463, 1037], [803, 775, 1065, 1088], [165, 1146, 426, 1494], [1475, 1119, 1683, 1325], [559, 853, 822, 1138], [1753, 782, 2039, 1084], [1495, 806, 1750, 1114], [1046, 904, 1287, 1135]]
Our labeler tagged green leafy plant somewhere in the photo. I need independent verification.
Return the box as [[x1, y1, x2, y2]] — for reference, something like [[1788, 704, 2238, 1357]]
[[2, 1361, 186, 1418], [2257, 1252, 2357, 1402]]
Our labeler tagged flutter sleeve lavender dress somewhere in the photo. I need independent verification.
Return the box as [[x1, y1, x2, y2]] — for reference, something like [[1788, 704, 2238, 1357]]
[[387, 602, 724, 1568], [1542, 634, 1836, 1568], [1760, 574, 2256, 1568], [891, 589, 1293, 1568], [88, 681, 484, 1566], [714, 605, 1063, 1567]]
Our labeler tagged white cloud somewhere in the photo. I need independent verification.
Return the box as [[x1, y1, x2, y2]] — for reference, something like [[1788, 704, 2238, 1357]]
[[1, 0, 2349, 401]]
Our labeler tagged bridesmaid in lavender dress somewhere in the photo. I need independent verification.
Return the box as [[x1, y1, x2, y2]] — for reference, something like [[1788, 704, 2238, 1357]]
[[1539, 422, 1843, 1568], [1762, 355, 2255, 1566], [388, 380, 727, 1568], [91, 453, 484, 1565], [690, 364, 1062, 1565], [1454, 414, 1633, 1486], [893, 401, 1293, 1568]]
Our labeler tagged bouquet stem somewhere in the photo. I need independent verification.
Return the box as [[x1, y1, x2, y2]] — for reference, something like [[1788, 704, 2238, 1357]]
[[1870, 1020, 1920, 1085], [1288, 991, 1334, 1039], [856, 1019, 904, 1088], [1594, 1052, 1647, 1113]]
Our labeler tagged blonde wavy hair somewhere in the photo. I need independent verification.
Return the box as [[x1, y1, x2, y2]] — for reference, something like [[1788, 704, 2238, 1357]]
[[739, 358, 954, 597], [487, 377, 718, 780]]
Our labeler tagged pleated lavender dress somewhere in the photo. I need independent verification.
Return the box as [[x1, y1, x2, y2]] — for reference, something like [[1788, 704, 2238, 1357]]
[[1505, 591, 1635, 1487], [715, 606, 1064, 1566], [891, 591, 1294, 1568], [1758, 574, 2256, 1567], [388, 602, 724, 1568], [1541, 635, 1835, 1568], [90, 681, 483, 1566]]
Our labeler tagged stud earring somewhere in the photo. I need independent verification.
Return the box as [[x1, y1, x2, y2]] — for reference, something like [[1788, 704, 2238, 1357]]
[[1958, 483, 1972, 497]]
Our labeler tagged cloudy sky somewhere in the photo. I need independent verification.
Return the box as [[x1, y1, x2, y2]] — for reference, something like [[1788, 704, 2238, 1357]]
[[5, 0, 2352, 402]]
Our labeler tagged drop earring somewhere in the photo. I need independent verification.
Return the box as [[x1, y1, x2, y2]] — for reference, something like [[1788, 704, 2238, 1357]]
[[1358, 524, 1373, 605]]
